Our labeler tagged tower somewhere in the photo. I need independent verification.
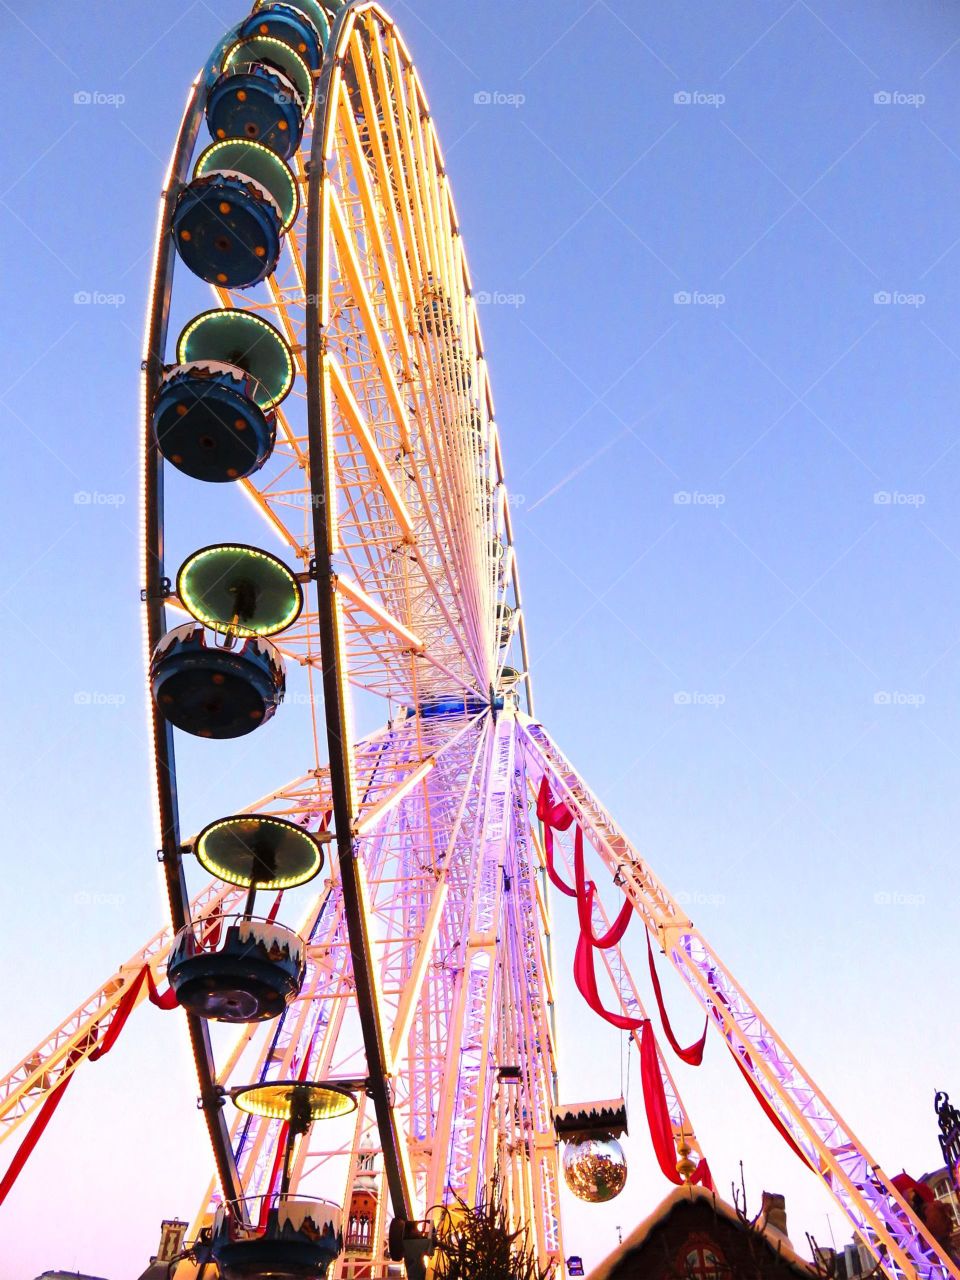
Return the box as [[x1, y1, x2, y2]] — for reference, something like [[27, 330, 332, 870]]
[[342, 1134, 382, 1280]]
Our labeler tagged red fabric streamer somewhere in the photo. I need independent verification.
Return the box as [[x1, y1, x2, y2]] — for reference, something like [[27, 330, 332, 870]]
[[266, 892, 284, 925], [0, 1044, 84, 1207], [892, 1171, 935, 1206], [537, 775, 574, 831], [691, 1158, 714, 1191], [202, 914, 224, 949], [537, 777, 577, 897], [726, 1043, 811, 1168], [0, 964, 175, 1206], [573, 828, 633, 948], [706, 970, 809, 1168], [645, 932, 707, 1066], [145, 966, 179, 1011], [639, 1023, 715, 1190], [573, 934, 645, 1031], [640, 1021, 683, 1185], [91, 964, 176, 1056], [537, 777, 717, 1188]]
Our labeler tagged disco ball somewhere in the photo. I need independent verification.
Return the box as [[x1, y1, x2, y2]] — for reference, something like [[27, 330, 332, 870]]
[[562, 1136, 627, 1203]]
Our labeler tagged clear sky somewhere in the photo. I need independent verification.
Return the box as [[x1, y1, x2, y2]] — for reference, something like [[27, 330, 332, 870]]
[[3, 1, 960, 1276]]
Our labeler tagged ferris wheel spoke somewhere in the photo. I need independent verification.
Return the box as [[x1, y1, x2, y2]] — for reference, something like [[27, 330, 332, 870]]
[[333, 78, 409, 369]]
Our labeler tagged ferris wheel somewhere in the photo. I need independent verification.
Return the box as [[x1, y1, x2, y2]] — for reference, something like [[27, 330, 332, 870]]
[[1, 4, 958, 1280]]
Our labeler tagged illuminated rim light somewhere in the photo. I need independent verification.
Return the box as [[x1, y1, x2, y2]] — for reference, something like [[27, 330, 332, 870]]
[[254, 0, 330, 45], [177, 543, 304, 638], [194, 138, 299, 231], [176, 309, 294, 410], [195, 814, 325, 889], [233, 1080, 357, 1121], [222, 35, 314, 116]]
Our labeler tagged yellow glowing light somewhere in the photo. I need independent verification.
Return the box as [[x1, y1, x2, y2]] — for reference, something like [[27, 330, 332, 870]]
[[194, 138, 299, 231], [195, 815, 325, 889], [176, 308, 294, 410], [222, 36, 314, 116], [176, 543, 303, 638], [233, 1081, 357, 1122]]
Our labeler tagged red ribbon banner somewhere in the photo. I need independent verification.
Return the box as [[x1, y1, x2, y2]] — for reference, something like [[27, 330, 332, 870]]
[[0, 964, 175, 1206]]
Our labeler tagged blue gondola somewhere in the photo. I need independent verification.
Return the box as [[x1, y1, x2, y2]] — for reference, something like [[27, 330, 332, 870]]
[[167, 917, 305, 1022], [150, 623, 285, 739], [153, 362, 276, 481], [240, 3, 326, 72], [206, 60, 305, 158], [172, 170, 282, 288], [211, 1198, 343, 1280]]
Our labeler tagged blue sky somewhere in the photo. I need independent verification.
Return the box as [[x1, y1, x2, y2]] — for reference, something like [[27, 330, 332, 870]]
[[3, 1, 960, 1275]]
